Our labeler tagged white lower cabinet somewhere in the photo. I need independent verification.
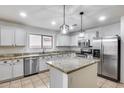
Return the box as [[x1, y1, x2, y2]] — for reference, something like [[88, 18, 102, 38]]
[[39, 57, 48, 71], [0, 60, 12, 81], [0, 59, 24, 82], [13, 59, 24, 78]]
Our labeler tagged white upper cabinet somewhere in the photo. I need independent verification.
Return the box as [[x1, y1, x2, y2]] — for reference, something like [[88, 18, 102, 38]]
[[0, 25, 26, 46], [56, 34, 70, 46], [15, 28, 26, 46], [0, 25, 15, 46], [70, 34, 78, 46]]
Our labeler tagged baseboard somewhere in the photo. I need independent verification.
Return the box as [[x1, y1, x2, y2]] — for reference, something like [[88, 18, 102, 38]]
[[97, 74, 119, 82]]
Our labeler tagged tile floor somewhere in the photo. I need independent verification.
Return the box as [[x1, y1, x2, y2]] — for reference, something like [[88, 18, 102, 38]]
[[97, 76, 124, 88], [0, 71, 49, 88], [0, 71, 124, 88]]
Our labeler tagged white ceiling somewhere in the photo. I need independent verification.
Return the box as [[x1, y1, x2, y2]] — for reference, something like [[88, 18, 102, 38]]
[[0, 5, 124, 32]]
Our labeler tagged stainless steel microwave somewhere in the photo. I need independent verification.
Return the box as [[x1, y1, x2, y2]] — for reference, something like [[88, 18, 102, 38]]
[[78, 39, 90, 48]]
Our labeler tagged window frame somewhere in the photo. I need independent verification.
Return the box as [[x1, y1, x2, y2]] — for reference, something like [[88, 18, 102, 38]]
[[29, 34, 42, 49], [42, 35, 53, 49], [29, 34, 53, 49]]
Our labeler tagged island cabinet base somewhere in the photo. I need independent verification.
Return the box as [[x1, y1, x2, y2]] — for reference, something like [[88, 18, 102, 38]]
[[49, 63, 97, 88]]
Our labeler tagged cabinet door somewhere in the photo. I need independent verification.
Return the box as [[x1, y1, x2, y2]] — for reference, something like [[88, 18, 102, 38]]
[[39, 57, 48, 71], [13, 59, 24, 78], [56, 34, 62, 46], [70, 35, 78, 46], [0, 61, 12, 81], [0, 25, 15, 46], [15, 28, 26, 46], [56, 34, 70, 46], [65, 35, 70, 46]]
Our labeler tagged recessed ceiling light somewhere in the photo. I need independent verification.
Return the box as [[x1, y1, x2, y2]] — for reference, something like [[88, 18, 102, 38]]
[[51, 21, 56, 25], [99, 16, 106, 21], [19, 12, 27, 18]]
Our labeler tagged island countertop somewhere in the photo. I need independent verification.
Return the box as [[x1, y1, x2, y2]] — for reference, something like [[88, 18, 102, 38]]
[[46, 57, 100, 74]]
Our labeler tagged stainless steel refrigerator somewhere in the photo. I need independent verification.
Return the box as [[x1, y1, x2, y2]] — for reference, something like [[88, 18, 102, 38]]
[[93, 36, 120, 81]]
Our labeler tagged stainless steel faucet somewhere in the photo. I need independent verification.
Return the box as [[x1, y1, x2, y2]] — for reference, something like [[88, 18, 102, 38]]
[[42, 48, 46, 54]]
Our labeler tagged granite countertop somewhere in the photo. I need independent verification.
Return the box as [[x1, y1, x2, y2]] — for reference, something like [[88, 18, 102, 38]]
[[46, 57, 100, 74], [0, 51, 75, 61]]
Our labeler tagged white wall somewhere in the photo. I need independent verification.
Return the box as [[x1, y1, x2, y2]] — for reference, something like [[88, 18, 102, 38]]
[[0, 20, 70, 54]]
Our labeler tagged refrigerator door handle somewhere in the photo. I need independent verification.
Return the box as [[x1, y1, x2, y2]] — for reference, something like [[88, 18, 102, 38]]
[[102, 45, 104, 63]]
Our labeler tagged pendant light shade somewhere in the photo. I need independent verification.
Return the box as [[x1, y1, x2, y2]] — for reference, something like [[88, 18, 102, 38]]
[[79, 12, 85, 37], [79, 32, 85, 37], [60, 24, 69, 34], [60, 5, 69, 34]]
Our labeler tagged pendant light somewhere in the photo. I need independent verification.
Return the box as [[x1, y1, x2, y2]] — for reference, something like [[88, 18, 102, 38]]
[[79, 12, 85, 37], [60, 5, 69, 34]]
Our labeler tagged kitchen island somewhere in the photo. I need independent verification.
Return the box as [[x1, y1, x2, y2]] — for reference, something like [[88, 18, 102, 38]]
[[47, 57, 100, 88]]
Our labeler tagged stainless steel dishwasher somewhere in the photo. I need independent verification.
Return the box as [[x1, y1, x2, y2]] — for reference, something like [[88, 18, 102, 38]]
[[24, 57, 39, 76]]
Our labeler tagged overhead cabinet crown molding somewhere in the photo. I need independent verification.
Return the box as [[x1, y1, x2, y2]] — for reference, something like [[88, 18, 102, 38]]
[[0, 25, 26, 46]]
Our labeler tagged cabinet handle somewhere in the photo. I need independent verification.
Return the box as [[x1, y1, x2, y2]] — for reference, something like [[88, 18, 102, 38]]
[[3, 61, 7, 63]]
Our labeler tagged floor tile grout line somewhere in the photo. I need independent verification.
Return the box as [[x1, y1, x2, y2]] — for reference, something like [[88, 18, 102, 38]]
[[20, 78, 23, 88], [101, 79, 118, 88], [100, 79, 108, 88], [8, 81, 10, 88], [37, 74, 48, 88], [30, 76, 39, 88], [21, 76, 34, 88]]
